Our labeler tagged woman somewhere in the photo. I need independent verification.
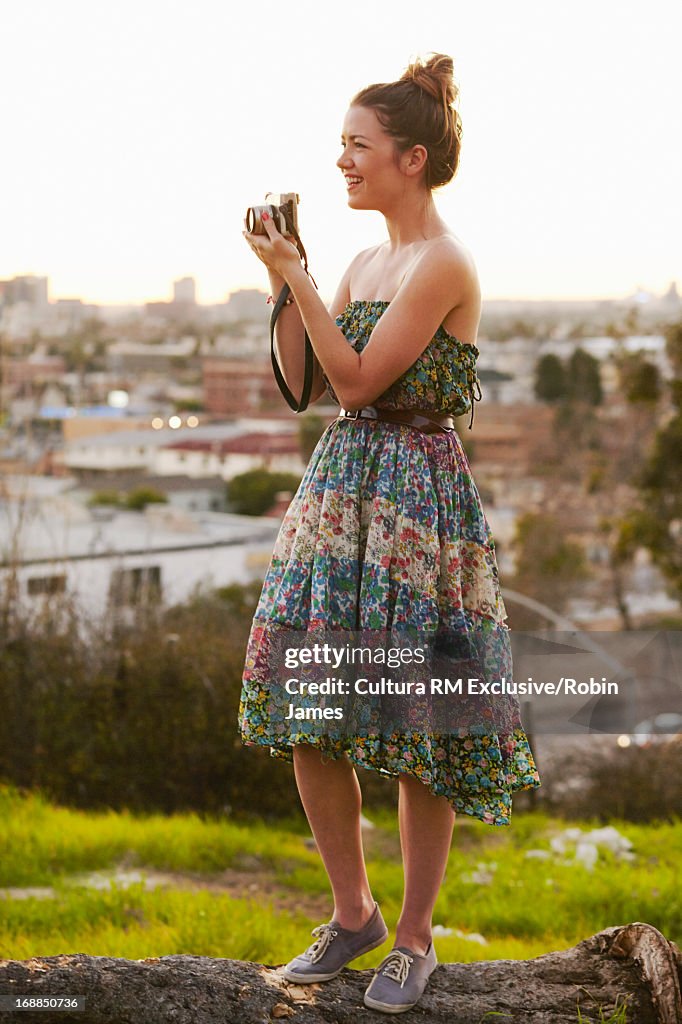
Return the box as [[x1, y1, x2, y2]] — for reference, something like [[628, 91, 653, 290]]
[[239, 53, 541, 1014]]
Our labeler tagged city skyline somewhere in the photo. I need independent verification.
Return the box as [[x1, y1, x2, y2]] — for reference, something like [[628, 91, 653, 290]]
[[1, 0, 680, 306], [3, 270, 679, 313]]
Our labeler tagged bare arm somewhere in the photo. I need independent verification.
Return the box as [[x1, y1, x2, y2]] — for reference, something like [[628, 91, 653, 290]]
[[265, 246, 372, 407], [286, 239, 476, 409], [245, 216, 475, 410]]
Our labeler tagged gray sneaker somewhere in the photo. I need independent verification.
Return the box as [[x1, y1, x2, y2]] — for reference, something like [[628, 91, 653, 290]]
[[282, 902, 388, 983], [363, 942, 438, 1013]]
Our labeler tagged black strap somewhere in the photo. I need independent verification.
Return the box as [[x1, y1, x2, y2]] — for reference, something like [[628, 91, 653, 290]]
[[268, 204, 317, 413], [270, 283, 315, 412], [467, 376, 483, 429]]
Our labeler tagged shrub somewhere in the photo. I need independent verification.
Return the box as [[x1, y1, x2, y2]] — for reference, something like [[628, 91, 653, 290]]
[[538, 739, 682, 823], [125, 487, 168, 511], [227, 469, 301, 516]]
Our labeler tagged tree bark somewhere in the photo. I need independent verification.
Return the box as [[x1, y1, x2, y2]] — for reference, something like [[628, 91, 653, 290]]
[[0, 921, 680, 1024]]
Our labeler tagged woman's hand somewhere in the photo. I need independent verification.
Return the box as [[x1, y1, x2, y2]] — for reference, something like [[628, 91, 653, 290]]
[[243, 212, 301, 278]]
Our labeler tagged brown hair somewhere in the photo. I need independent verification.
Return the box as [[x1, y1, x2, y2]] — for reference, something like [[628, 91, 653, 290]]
[[351, 53, 462, 190]]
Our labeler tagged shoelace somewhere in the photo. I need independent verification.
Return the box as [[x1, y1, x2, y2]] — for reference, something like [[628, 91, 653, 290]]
[[376, 949, 414, 988], [306, 923, 338, 964]]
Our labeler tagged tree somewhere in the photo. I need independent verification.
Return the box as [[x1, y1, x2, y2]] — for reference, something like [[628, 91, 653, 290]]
[[509, 511, 591, 626], [616, 352, 661, 405], [597, 516, 636, 630], [617, 319, 682, 602], [2, 923, 679, 1024], [626, 415, 682, 601], [566, 347, 602, 406], [63, 317, 111, 375], [174, 398, 204, 413], [534, 354, 567, 403], [665, 320, 682, 379], [125, 487, 168, 511], [227, 468, 302, 516], [624, 304, 641, 335], [88, 490, 121, 507], [605, 320, 626, 342]]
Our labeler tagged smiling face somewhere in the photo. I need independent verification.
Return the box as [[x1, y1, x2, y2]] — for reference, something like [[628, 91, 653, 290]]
[[337, 105, 425, 212]]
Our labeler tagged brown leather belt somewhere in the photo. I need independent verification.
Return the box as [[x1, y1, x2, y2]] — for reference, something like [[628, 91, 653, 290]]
[[337, 405, 455, 434]]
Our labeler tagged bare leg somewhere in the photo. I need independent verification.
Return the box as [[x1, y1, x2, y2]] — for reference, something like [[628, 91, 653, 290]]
[[395, 774, 456, 954], [293, 744, 376, 931]]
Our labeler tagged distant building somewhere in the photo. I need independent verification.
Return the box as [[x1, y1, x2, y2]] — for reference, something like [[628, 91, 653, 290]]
[[53, 298, 93, 331], [145, 278, 200, 322], [224, 289, 269, 322], [0, 277, 100, 338], [663, 281, 680, 307], [465, 403, 555, 476], [74, 471, 228, 513], [57, 419, 299, 476], [107, 336, 198, 373], [0, 477, 280, 620], [3, 353, 66, 391], [203, 357, 293, 415], [0, 274, 49, 308], [0, 275, 52, 338], [145, 301, 200, 323], [156, 432, 305, 480], [173, 277, 196, 304]]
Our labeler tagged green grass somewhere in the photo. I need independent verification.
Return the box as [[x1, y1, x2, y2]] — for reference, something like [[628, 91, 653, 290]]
[[575, 991, 631, 1023], [1, 781, 680, 981], [0, 782, 320, 886]]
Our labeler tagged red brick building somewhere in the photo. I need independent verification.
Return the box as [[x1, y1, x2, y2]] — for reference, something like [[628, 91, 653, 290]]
[[202, 358, 294, 415]]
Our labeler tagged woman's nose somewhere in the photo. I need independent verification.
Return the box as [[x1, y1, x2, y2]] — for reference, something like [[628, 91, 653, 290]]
[[337, 150, 352, 169]]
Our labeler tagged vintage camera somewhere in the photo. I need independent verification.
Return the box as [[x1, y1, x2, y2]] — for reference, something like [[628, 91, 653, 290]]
[[244, 192, 300, 237]]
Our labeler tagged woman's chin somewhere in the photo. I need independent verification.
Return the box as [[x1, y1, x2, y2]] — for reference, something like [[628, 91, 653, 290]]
[[347, 194, 374, 211]]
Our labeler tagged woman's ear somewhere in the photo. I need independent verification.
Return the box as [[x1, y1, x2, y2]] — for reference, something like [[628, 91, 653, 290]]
[[402, 144, 429, 179]]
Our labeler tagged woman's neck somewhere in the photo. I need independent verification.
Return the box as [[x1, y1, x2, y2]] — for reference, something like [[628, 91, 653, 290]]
[[382, 191, 446, 249]]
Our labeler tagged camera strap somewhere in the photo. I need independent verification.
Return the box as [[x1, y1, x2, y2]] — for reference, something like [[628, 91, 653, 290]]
[[269, 284, 315, 412], [269, 210, 317, 413]]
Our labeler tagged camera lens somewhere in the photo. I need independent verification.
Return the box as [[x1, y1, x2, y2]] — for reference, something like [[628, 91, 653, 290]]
[[245, 207, 258, 233]]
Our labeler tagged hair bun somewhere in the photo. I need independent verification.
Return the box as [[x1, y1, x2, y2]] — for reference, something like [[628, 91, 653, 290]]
[[401, 53, 458, 109], [351, 52, 463, 189]]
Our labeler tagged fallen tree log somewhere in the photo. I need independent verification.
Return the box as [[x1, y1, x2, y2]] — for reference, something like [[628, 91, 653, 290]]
[[0, 921, 680, 1024]]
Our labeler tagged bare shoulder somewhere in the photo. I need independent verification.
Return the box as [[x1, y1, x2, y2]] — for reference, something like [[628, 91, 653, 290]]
[[415, 233, 477, 281], [407, 233, 480, 308], [328, 243, 384, 318]]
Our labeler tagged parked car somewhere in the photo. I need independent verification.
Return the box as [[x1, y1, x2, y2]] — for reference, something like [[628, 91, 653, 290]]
[[617, 712, 682, 748]]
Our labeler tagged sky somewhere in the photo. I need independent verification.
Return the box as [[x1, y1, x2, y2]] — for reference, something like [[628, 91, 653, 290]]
[[1, 0, 680, 306]]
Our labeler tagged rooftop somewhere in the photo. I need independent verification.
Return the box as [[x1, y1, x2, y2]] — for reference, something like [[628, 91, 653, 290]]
[[0, 481, 279, 567]]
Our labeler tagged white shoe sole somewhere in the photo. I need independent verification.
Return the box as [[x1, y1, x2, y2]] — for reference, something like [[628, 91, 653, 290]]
[[363, 992, 416, 1013], [363, 958, 437, 1012]]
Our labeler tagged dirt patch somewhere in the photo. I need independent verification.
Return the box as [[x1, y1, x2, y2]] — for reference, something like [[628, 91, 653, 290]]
[[0, 865, 331, 922], [148, 866, 331, 920]]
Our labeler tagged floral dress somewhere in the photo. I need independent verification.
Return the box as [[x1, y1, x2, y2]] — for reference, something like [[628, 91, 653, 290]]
[[238, 300, 541, 826]]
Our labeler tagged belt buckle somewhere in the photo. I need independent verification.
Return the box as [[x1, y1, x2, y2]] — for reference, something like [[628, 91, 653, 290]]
[[341, 406, 378, 420]]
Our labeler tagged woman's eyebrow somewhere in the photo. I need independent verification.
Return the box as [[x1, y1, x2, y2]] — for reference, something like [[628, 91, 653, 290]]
[[340, 134, 370, 142]]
